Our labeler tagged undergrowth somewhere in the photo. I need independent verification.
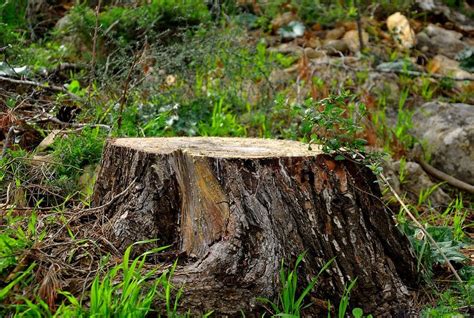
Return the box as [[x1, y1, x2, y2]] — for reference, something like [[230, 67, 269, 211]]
[[0, 0, 473, 317]]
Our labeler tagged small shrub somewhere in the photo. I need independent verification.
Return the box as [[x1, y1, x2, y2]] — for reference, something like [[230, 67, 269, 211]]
[[302, 93, 368, 155], [51, 127, 106, 180]]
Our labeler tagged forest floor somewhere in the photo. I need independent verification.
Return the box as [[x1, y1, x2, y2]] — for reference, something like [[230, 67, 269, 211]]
[[0, 0, 473, 317]]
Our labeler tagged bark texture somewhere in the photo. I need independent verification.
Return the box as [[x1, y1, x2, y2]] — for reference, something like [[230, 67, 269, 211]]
[[92, 137, 418, 316]]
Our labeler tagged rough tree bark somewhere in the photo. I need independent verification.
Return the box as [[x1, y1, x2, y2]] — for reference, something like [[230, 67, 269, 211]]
[[92, 137, 418, 316]]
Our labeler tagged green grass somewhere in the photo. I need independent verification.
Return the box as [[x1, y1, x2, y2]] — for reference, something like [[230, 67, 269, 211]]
[[258, 254, 334, 317], [0, 0, 473, 316]]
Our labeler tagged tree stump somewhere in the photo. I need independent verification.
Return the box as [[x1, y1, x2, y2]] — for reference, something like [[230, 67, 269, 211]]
[[92, 137, 418, 316]]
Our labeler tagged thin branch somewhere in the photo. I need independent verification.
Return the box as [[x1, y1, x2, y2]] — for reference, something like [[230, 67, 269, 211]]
[[354, 0, 365, 53], [49, 178, 137, 241], [89, 0, 102, 103], [379, 173, 464, 284], [117, 47, 143, 131], [39, 114, 111, 131], [411, 144, 474, 194], [0, 76, 81, 98], [0, 126, 15, 160]]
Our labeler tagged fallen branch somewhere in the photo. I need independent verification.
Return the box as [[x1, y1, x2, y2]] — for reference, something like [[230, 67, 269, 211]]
[[49, 178, 137, 240], [411, 144, 474, 194], [0, 76, 80, 99], [40, 115, 111, 132], [379, 173, 464, 284]]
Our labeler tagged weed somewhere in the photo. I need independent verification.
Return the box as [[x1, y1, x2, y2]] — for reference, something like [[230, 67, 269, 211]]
[[258, 253, 334, 317], [393, 89, 415, 149], [398, 157, 408, 184], [303, 92, 368, 156], [4, 242, 199, 317], [417, 182, 445, 208], [198, 98, 246, 137], [51, 127, 106, 180], [420, 77, 436, 101], [337, 279, 358, 318], [400, 224, 467, 281]]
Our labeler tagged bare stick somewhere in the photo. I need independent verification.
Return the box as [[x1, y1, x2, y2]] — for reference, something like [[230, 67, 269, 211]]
[[411, 144, 474, 194], [354, 0, 364, 53], [117, 49, 142, 131], [0, 126, 15, 160], [89, 0, 102, 103], [379, 173, 464, 284], [39, 114, 111, 132], [0, 76, 80, 98]]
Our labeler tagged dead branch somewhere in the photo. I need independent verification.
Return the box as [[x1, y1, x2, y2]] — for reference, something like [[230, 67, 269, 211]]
[[379, 173, 464, 284], [0, 126, 15, 160], [411, 144, 474, 194], [39, 115, 111, 131], [0, 76, 81, 99]]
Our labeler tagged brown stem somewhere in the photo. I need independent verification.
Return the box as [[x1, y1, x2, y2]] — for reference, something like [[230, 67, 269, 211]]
[[89, 0, 102, 103], [354, 0, 364, 53]]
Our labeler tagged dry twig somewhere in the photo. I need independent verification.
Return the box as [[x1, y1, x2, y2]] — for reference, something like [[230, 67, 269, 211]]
[[411, 144, 474, 194], [0, 76, 80, 99], [379, 173, 464, 284]]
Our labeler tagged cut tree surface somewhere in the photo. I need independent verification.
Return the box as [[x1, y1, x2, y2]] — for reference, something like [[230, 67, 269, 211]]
[[92, 137, 418, 316]]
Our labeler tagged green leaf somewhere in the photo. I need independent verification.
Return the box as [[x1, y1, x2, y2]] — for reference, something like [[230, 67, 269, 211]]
[[352, 307, 364, 318], [0, 262, 36, 301]]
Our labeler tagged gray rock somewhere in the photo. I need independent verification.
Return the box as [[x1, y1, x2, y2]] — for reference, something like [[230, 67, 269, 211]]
[[416, 24, 467, 59], [415, 0, 474, 32], [411, 102, 474, 185], [325, 27, 346, 40], [322, 39, 349, 54], [342, 30, 369, 53]]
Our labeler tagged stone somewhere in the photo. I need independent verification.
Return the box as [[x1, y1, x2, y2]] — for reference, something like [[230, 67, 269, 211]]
[[415, 0, 474, 32], [268, 43, 304, 56], [427, 55, 474, 80], [342, 30, 369, 53], [411, 102, 474, 185], [322, 39, 349, 54], [416, 24, 467, 59], [304, 47, 325, 59], [386, 12, 416, 49], [325, 27, 346, 40], [306, 36, 321, 49], [271, 12, 298, 32]]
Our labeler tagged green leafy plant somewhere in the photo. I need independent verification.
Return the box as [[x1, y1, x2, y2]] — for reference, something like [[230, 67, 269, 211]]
[[198, 97, 246, 137], [6, 242, 190, 317], [86, 242, 167, 317], [51, 127, 107, 179], [337, 279, 358, 318], [417, 182, 445, 208], [393, 89, 415, 149], [400, 225, 467, 280], [258, 253, 334, 317], [303, 93, 368, 155]]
